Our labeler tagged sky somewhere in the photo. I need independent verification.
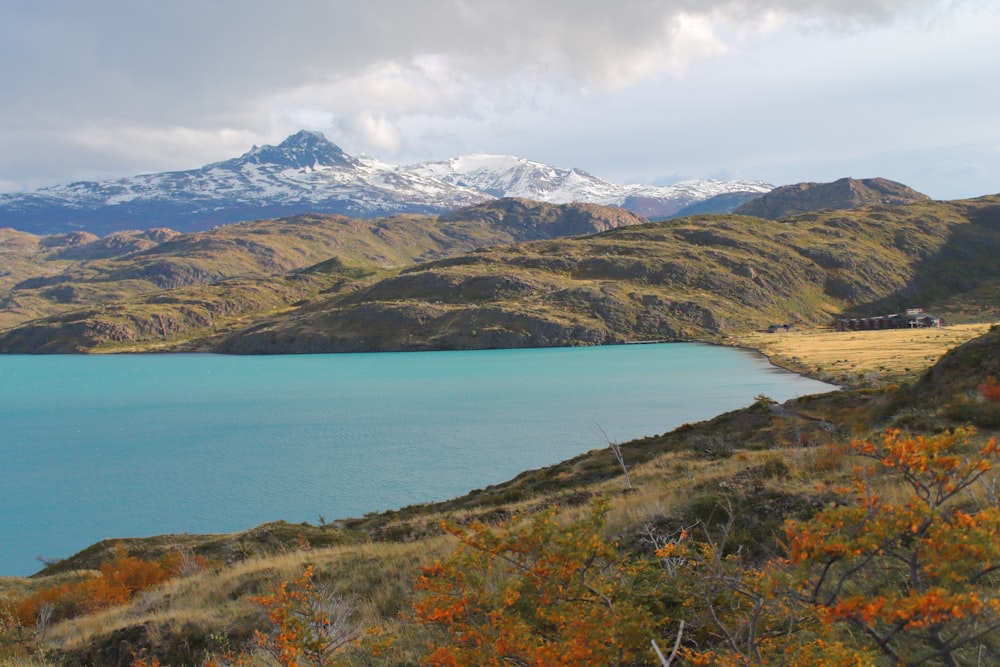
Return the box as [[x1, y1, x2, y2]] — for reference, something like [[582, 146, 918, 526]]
[[1, 0, 998, 200]]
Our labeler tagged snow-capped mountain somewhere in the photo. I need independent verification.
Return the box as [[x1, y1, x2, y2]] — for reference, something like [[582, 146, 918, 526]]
[[0, 131, 772, 236], [407, 154, 773, 218]]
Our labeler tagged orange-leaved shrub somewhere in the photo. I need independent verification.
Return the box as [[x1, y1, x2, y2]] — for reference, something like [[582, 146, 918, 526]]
[[12, 544, 209, 627], [784, 428, 1000, 666], [411, 499, 671, 667], [245, 564, 357, 667], [981, 375, 1000, 405]]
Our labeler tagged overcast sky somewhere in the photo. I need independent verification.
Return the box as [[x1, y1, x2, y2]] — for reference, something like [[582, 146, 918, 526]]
[[1, 1, 997, 199]]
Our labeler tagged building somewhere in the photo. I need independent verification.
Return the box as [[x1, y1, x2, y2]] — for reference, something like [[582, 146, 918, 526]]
[[836, 308, 942, 331]]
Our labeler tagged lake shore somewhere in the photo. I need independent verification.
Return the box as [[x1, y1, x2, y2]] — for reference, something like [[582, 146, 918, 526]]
[[4, 323, 994, 581], [726, 322, 996, 388]]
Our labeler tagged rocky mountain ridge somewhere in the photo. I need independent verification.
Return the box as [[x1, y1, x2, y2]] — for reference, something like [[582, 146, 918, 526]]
[[733, 177, 930, 219], [0, 130, 772, 236]]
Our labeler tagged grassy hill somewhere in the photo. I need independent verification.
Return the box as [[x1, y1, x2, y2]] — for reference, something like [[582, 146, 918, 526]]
[[214, 195, 1000, 354], [732, 176, 931, 219], [5, 194, 998, 354], [0, 201, 647, 352]]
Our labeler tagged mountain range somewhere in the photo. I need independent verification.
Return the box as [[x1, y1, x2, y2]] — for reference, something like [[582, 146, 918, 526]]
[[0, 130, 772, 236], [2, 190, 999, 354]]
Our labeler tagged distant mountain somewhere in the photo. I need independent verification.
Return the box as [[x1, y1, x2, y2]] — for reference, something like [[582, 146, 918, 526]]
[[0, 130, 772, 236], [665, 191, 768, 219], [437, 198, 648, 239], [407, 154, 773, 218], [733, 177, 930, 220]]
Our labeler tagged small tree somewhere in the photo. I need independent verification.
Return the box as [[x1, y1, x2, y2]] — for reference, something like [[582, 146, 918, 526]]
[[656, 515, 874, 666], [784, 428, 1000, 666], [250, 565, 357, 667]]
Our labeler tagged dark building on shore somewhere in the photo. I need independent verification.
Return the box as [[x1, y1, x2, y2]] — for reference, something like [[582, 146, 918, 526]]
[[836, 308, 942, 332]]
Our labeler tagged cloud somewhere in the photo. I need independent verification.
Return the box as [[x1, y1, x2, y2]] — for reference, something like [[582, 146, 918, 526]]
[[2, 1, 957, 115], [0, 0, 993, 193], [342, 111, 402, 154]]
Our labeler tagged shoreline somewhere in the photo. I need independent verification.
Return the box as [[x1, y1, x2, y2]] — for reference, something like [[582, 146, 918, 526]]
[[5, 324, 992, 580]]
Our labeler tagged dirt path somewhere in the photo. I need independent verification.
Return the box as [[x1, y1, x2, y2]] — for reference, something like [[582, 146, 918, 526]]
[[729, 323, 996, 386]]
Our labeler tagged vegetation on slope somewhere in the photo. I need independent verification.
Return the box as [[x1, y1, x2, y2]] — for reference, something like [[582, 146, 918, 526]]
[[733, 176, 931, 220], [0, 201, 646, 352], [217, 195, 1000, 354]]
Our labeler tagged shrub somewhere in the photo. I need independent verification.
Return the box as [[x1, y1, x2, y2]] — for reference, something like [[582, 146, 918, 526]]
[[411, 499, 664, 666], [12, 545, 208, 627], [785, 428, 1000, 665]]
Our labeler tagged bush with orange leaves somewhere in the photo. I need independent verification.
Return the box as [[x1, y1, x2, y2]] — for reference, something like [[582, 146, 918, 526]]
[[784, 428, 1000, 666], [981, 376, 1000, 405], [412, 499, 668, 667], [246, 565, 357, 667], [12, 544, 209, 627], [409, 428, 1000, 666]]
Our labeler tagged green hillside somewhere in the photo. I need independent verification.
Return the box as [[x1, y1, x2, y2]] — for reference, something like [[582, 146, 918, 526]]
[[216, 195, 1000, 354], [0, 201, 647, 351], [4, 192, 999, 354]]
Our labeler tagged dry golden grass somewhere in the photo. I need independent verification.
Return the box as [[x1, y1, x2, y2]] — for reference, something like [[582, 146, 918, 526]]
[[730, 323, 996, 386], [39, 537, 453, 656], [2, 432, 940, 667]]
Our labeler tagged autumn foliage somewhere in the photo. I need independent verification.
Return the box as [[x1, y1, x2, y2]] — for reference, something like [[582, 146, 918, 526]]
[[785, 428, 1000, 665], [247, 565, 357, 667], [412, 500, 665, 666], [981, 375, 1000, 404], [10, 544, 207, 628], [409, 428, 1000, 666]]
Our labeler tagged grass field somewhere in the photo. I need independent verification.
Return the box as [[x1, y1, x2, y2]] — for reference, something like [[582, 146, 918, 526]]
[[730, 322, 997, 386]]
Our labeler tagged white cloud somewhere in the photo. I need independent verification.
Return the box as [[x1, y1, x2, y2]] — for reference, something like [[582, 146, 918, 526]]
[[68, 126, 259, 172], [343, 112, 403, 154], [0, 0, 996, 198]]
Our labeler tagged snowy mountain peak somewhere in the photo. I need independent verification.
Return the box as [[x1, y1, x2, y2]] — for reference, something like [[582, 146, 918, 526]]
[[223, 130, 355, 170], [0, 131, 773, 236]]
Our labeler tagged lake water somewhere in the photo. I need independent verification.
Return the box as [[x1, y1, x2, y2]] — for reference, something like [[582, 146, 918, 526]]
[[0, 344, 834, 576]]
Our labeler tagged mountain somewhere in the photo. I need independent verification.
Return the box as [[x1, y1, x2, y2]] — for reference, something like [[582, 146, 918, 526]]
[[666, 191, 768, 219], [5, 193, 999, 354], [0, 131, 772, 236], [406, 154, 772, 218], [0, 200, 648, 343], [733, 177, 930, 220]]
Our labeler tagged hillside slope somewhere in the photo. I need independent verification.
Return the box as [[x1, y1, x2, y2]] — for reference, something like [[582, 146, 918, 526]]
[[216, 195, 1000, 354], [0, 201, 647, 350], [3, 194, 999, 354], [733, 177, 930, 219]]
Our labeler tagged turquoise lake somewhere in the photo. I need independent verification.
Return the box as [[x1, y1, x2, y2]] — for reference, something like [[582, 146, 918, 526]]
[[0, 344, 835, 576]]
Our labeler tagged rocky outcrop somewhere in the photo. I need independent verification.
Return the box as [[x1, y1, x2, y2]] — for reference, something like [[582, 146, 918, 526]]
[[734, 177, 930, 220]]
